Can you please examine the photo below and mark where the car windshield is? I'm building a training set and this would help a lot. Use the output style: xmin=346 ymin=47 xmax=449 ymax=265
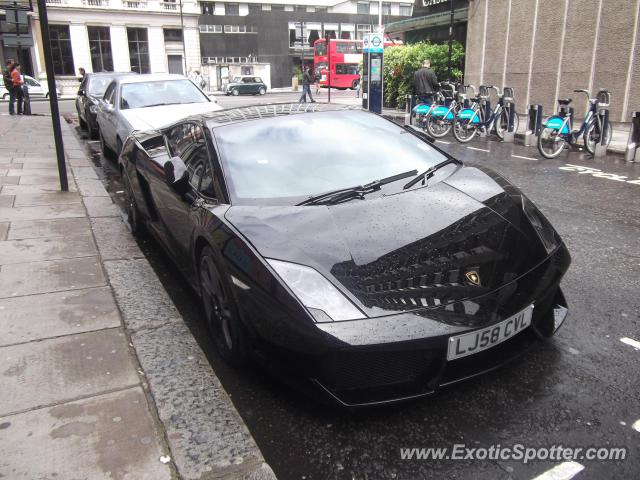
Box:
xmin=120 ymin=79 xmax=208 ymax=109
xmin=88 ymin=77 xmax=113 ymax=96
xmin=214 ymin=110 xmax=448 ymax=204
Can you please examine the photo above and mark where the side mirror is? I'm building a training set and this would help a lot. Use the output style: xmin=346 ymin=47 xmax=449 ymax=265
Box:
xmin=78 ymin=89 xmax=85 ymax=96
xmin=163 ymin=156 xmax=190 ymax=193
xmin=105 ymin=103 xmax=114 ymax=113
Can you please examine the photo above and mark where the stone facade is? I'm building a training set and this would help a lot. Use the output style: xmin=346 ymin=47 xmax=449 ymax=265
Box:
xmin=465 ymin=0 xmax=640 ymax=122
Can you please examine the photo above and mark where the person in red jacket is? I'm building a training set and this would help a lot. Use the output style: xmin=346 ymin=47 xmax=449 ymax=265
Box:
xmin=10 ymin=63 xmax=24 ymax=115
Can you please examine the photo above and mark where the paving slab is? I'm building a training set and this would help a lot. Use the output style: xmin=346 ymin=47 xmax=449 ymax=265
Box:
xmin=17 ymin=157 xmax=58 ymax=163
xmin=7 ymin=217 xmax=90 ymax=240
xmin=83 ymin=196 xmax=121 ymax=217
xmin=75 ymin=177 xmax=110 ymax=197
xmin=91 ymin=217 xmax=143 ymax=260
xmin=72 ymin=166 xmax=99 ymax=179
xmin=0 ymin=204 xmax=85 ymax=222
xmin=0 ymin=286 xmax=121 ymax=346
xmin=0 ymin=256 xmax=106 ymax=298
xmin=13 ymin=192 xmax=82 ymax=206
xmin=1 ymin=183 xmax=78 ymax=194
xmin=0 ymin=235 xmax=97 ymax=265
xmin=0 ymin=328 xmax=139 ymax=415
xmin=8 ymin=168 xmax=66 ymax=177
xmin=18 ymin=175 xmax=63 ymax=185
xmin=0 ymin=176 xmax=20 ymax=185
xmin=131 ymin=321 xmax=275 ymax=480
xmin=68 ymin=157 xmax=92 ymax=168
xmin=0 ymin=195 xmax=13 ymax=207
xmin=0 ymin=222 xmax=7 ymax=240
xmin=0 ymin=387 xmax=172 ymax=480
xmin=104 ymin=259 xmax=180 ymax=331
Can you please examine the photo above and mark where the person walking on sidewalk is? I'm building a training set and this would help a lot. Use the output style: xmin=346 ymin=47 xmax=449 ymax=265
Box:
xmin=10 ymin=63 xmax=24 ymax=115
xmin=298 ymin=67 xmax=316 ymax=103
xmin=3 ymin=59 xmax=16 ymax=114
xmin=412 ymin=59 xmax=439 ymax=105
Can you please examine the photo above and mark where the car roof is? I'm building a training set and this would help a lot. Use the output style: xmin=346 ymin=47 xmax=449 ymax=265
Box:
xmin=201 ymin=103 xmax=360 ymax=128
xmin=116 ymin=74 xmax=190 ymax=84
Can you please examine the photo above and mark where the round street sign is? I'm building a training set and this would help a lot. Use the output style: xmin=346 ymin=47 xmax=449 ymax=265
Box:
xmin=371 ymin=36 xmax=381 ymax=47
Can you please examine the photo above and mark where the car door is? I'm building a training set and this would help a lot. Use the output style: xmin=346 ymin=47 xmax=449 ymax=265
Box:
xmin=99 ymin=82 xmax=118 ymax=149
xmin=242 ymin=77 xmax=253 ymax=94
xmin=156 ymin=122 xmax=215 ymax=263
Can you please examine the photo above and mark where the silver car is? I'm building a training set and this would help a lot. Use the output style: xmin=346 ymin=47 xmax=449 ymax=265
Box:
xmin=96 ymin=74 xmax=221 ymax=157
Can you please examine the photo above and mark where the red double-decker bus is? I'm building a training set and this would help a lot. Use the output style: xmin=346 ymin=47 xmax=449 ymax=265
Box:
xmin=313 ymin=38 xmax=396 ymax=89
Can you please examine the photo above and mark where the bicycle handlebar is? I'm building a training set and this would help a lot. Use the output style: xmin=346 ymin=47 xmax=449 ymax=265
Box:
xmin=573 ymin=89 xmax=591 ymax=96
xmin=487 ymin=85 xmax=501 ymax=96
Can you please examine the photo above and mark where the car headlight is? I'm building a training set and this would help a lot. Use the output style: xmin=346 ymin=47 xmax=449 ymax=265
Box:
xmin=522 ymin=196 xmax=560 ymax=254
xmin=267 ymin=259 xmax=365 ymax=322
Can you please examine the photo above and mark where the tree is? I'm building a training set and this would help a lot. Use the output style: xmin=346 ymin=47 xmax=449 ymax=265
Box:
xmin=383 ymin=41 xmax=464 ymax=108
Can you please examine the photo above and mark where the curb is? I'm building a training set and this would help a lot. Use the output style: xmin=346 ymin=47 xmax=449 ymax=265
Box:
xmin=60 ymin=120 xmax=277 ymax=480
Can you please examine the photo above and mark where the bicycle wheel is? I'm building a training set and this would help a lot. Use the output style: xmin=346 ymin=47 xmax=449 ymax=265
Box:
xmin=583 ymin=119 xmax=612 ymax=154
xmin=495 ymin=109 xmax=520 ymax=140
xmin=453 ymin=115 xmax=478 ymax=143
xmin=426 ymin=115 xmax=452 ymax=138
xmin=537 ymin=127 xmax=567 ymax=159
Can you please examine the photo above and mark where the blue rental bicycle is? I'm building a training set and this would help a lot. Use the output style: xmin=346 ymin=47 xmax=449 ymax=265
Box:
xmin=453 ymin=85 xmax=520 ymax=143
xmin=537 ymin=89 xmax=613 ymax=159
xmin=423 ymin=82 xmax=464 ymax=138
xmin=410 ymin=82 xmax=455 ymax=130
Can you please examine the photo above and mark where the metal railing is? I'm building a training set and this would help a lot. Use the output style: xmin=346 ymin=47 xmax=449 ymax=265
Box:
xmin=123 ymin=0 xmax=147 ymax=7
xmin=161 ymin=1 xmax=177 ymax=10
xmin=83 ymin=0 xmax=109 ymax=6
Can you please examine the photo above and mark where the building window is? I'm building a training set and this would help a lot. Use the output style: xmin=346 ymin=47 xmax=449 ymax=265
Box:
xmin=163 ymin=28 xmax=183 ymax=42
xmin=248 ymin=3 xmax=260 ymax=12
xmin=356 ymin=24 xmax=371 ymax=40
xmin=49 ymin=25 xmax=75 ymax=75
xmin=271 ymin=4 xmax=284 ymax=10
xmin=199 ymin=24 xmax=223 ymax=33
xmin=241 ymin=66 xmax=253 ymax=75
xmin=382 ymin=2 xmax=391 ymax=15
xmin=315 ymin=6 xmax=327 ymax=12
xmin=201 ymin=1 xmax=214 ymax=14
xmin=340 ymin=23 xmax=354 ymax=39
xmin=357 ymin=2 xmax=369 ymax=14
xmin=127 ymin=27 xmax=150 ymax=74
xmin=225 ymin=2 xmax=239 ymax=15
xmin=87 ymin=26 xmax=113 ymax=72
xmin=399 ymin=3 xmax=412 ymax=15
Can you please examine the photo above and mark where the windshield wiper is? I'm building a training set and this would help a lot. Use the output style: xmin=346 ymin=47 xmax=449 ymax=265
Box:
xmin=296 ymin=169 xmax=418 ymax=206
xmin=402 ymin=158 xmax=462 ymax=190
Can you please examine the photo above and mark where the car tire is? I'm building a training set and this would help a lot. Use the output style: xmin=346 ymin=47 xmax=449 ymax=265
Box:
xmin=199 ymin=246 xmax=249 ymax=366
xmin=259 ymin=87 xmax=266 ymax=95
xmin=351 ymin=80 xmax=359 ymax=90
xmin=100 ymin=131 xmax=115 ymax=159
xmin=122 ymin=167 xmax=145 ymax=237
xmin=116 ymin=137 xmax=123 ymax=158
xmin=232 ymin=88 xmax=239 ymax=96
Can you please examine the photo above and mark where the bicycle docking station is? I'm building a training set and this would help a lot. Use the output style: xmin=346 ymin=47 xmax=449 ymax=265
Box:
xmin=594 ymin=108 xmax=610 ymax=157
xmin=524 ymin=105 xmax=543 ymax=147
xmin=625 ymin=111 xmax=640 ymax=162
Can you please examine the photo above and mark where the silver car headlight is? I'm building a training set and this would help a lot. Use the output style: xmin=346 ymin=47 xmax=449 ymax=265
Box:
xmin=522 ymin=196 xmax=560 ymax=254
xmin=267 ymin=259 xmax=365 ymax=322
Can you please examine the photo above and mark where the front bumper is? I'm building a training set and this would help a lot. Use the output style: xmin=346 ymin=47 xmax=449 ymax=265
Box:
xmin=246 ymin=243 xmax=570 ymax=407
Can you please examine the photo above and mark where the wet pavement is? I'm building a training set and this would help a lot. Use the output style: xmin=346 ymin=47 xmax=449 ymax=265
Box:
xmin=64 ymin=102 xmax=640 ymax=480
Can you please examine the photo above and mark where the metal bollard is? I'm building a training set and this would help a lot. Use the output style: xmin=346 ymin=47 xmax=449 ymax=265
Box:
xmin=594 ymin=108 xmax=610 ymax=157
xmin=625 ymin=112 xmax=640 ymax=162
xmin=503 ymin=101 xmax=516 ymax=143
xmin=524 ymin=104 xmax=543 ymax=146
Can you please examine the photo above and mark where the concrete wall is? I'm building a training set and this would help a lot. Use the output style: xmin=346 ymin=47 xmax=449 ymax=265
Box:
xmin=465 ymin=0 xmax=640 ymax=122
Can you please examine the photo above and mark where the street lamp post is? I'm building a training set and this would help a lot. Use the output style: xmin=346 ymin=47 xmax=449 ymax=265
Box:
xmin=447 ymin=0 xmax=455 ymax=81
xmin=36 ymin=0 xmax=68 ymax=191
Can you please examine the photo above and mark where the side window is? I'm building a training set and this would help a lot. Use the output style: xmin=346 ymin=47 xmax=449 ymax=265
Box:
xmin=243 ymin=77 xmax=252 ymax=83
xmin=167 ymin=123 xmax=216 ymax=198
xmin=103 ymin=83 xmax=116 ymax=104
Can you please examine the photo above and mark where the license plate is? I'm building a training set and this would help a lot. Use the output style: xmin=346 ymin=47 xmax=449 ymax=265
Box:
xmin=447 ymin=305 xmax=534 ymax=361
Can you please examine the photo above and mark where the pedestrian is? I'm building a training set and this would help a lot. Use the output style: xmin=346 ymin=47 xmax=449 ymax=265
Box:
xmin=356 ymin=66 xmax=362 ymax=98
xmin=3 ymin=59 xmax=16 ymax=115
xmin=190 ymin=70 xmax=206 ymax=89
xmin=412 ymin=59 xmax=439 ymax=105
xmin=11 ymin=63 xmax=24 ymax=115
xmin=298 ymin=67 xmax=316 ymax=103
xmin=314 ymin=70 xmax=321 ymax=95
xmin=78 ymin=67 xmax=86 ymax=80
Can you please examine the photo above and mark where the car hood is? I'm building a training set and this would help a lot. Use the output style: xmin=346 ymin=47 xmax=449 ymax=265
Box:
xmin=225 ymin=166 xmax=552 ymax=319
xmin=120 ymin=102 xmax=222 ymax=131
